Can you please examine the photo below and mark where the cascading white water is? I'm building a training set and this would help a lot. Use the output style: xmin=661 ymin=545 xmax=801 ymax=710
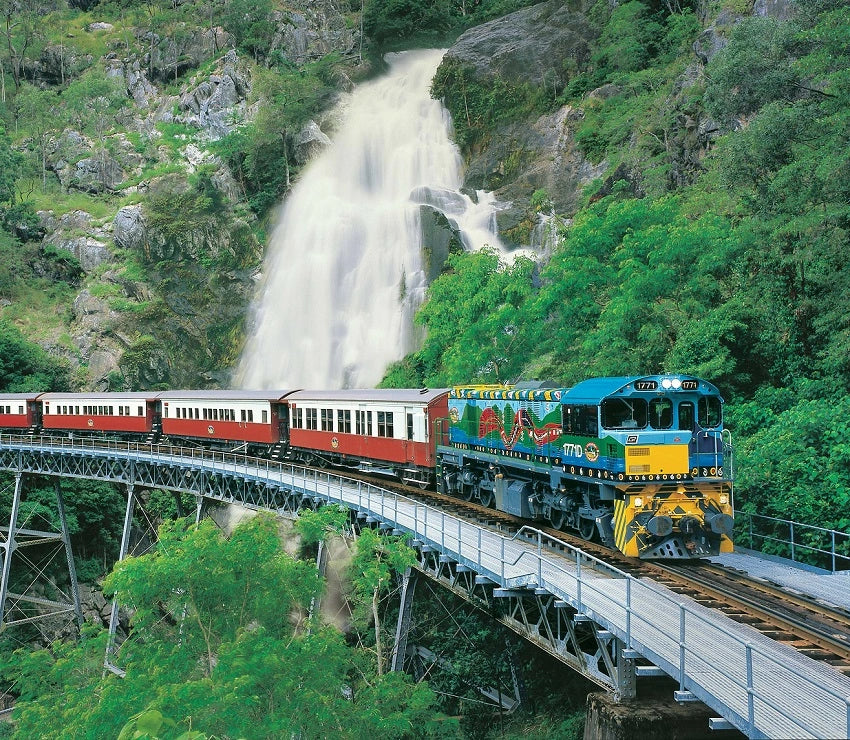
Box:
xmin=236 ymin=49 xmax=506 ymax=390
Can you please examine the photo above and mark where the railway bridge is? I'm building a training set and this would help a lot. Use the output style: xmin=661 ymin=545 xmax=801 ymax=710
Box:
xmin=1 ymin=435 xmax=849 ymax=739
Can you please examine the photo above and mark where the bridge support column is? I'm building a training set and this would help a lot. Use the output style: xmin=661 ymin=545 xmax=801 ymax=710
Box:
xmin=105 ymin=483 xmax=137 ymax=673
xmin=54 ymin=479 xmax=84 ymax=628
xmin=391 ymin=567 xmax=418 ymax=672
xmin=0 ymin=473 xmax=23 ymax=629
xmin=0 ymin=474 xmax=84 ymax=634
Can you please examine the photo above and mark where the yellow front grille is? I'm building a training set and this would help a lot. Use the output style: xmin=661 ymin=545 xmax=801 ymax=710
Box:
xmin=625 ymin=444 xmax=689 ymax=475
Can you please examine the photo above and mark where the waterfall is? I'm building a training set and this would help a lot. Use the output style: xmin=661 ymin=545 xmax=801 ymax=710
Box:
xmin=236 ymin=49 xmax=506 ymax=390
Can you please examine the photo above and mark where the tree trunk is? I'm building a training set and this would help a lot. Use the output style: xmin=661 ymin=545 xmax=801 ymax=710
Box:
xmin=372 ymin=586 xmax=383 ymax=676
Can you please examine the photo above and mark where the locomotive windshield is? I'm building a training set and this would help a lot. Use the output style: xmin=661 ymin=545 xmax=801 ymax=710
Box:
xmin=698 ymin=396 xmax=722 ymax=428
xmin=601 ymin=399 xmax=648 ymax=429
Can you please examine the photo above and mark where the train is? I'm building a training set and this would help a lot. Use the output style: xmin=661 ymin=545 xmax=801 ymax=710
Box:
xmin=0 ymin=374 xmax=734 ymax=560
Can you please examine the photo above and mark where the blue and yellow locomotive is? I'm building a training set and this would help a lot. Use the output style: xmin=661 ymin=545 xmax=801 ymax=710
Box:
xmin=436 ymin=375 xmax=734 ymax=559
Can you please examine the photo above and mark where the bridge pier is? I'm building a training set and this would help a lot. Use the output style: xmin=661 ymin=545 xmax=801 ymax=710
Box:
xmin=0 ymin=473 xmax=84 ymax=635
xmin=583 ymin=689 xmax=744 ymax=740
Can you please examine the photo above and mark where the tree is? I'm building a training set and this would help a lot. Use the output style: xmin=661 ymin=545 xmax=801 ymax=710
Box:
xmin=3 ymin=514 xmax=456 ymax=738
xmin=0 ymin=120 xmax=20 ymax=204
xmin=13 ymin=84 xmax=59 ymax=190
xmin=348 ymin=528 xmax=417 ymax=676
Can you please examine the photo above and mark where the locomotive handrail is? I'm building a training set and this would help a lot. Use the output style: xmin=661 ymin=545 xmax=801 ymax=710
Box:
xmin=1 ymin=435 xmax=849 ymax=738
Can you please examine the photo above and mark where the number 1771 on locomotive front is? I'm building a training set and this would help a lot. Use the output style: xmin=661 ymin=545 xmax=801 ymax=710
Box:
xmin=436 ymin=375 xmax=734 ymax=560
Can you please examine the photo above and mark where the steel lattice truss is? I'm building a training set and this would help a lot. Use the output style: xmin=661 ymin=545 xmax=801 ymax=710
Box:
xmin=411 ymin=545 xmax=634 ymax=696
xmin=0 ymin=436 xmax=637 ymax=697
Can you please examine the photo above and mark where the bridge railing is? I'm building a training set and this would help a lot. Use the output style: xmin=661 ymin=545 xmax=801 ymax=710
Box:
xmin=2 ymin=435 xmax=849 ymax=738
xmin=292 ymin=465 xmax=850 ymax=739
xmin=734 ymin=511 xmax=850 ymax=573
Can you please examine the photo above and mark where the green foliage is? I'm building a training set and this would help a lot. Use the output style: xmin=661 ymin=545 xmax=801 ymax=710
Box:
xmin=704 ymin=16 xmax=802 ymax=119
xmin=591 ymin=1 xmax=663 ymax=76
xmin=414 ymin=249 xmax=536 ymax=386
xmin=728 ymin=389 xmax=850 ymax=532
xmin=61 ymin=66 xmax=128 ymax=136
xmin=363 ymin=0 xmax=452 ymax=48
xmin=0 ymin=319 xmax=69 ymax=391
xmin=3 ymin=515 xmax=455 ymax=739
xmin=431 ymin=58 xmax=547 ymax=150
xmin=219 ymin=0 xmax=275 ymax=61
xmin=0 ymin=122 xmax=21 ymax=204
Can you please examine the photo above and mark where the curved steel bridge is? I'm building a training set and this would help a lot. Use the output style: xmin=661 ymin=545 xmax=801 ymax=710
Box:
xmin=1 ymin=434 xmax=849 ymax=740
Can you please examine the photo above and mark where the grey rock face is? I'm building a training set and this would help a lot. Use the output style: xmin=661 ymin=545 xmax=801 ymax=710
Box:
xmin=464 ymin=104 xmax=606 ymax=240
xmin=443 ymin=0 xmax=597 ymax=88
xmin=43 ymin=210 xmax=113 ymax=273
xmin=113 ymin=205 xmax=148 ymax=252
xmin=144 ymin=25 xmax=233 ymax=83
xmin=106 ymin=58 xmax=158 ymax=108
xmin=272 ymin=0 xmax=356 ymax=65
xmin=71 ymin=155 xmax=125 ymax=193
xmin=178 ymin=50 xmax=252 ymax=139
xmin=292 ymin=120 xmax=332 ymax=166
xmin=753 ymin=0 xmax=796 ymax=20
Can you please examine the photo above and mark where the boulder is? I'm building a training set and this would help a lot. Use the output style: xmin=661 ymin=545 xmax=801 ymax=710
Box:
xmin=43 ymin=210 xmax=113 ymax=273
xmin=113 ymin=205 xmax=147 ymax=252
xmin=443 ymin=0 xmax=597 ymax=89
xmin=70 ymin=155 xmax=125 ymax=193
xmin=291 ymin=119 xmax=332 ymax=166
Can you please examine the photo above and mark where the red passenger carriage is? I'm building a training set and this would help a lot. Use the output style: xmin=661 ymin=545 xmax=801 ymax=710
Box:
xmin=0 ymin=393 xmax=40 ymax=431
xmin=286 ymin=389 xmax=448 ymax=485
xmin=39 ymin=393 xmax=157 ymax=436
xmin=158 ymin=390 xmax=291 ymax=447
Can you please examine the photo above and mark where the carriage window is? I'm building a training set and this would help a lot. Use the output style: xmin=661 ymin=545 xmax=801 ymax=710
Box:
xmin=601 ymin=399 xmax=647 ymax=430
xmin=292 ymin=408 xmax=303 ymax=429
xmin=377 ymin=411 xmax=394 ymax=438
xmin=356 ymin=410 xmax=364 ymax=435
xmin=321 ymin=408 xmax=333 ymax=431
xmin=648 ymin=398 xmax=673 ymax=429
xmin=337 ymin=410 xmax=351 ymax=434
xmin=562 ymin=405 xmax=599 ymax=436
xmin=698 ymin=396 xmax=722 ymax=428
xmin=306 ymin=408 xmax=318 ymax=430
xmin=262 ymin=410 xmax=268 ymax=424
xmin=407 ymin=413 xmax=414 ymax=441
xmin=367 ymin=411 xmax=373 ymax=435
xmin=679 ymin=402 xmax=694 ymax=431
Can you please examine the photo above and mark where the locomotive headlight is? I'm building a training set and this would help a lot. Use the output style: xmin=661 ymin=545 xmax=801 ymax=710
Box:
xmin=633 ymin=497 xmax=644 ymax=508
xmin=720 ymin=494 xmax=729 ymax=505
xmin=661 ymin=378 xmax=672 ymax=389
xmin=672 ymin=378 xmax=682 ymax=389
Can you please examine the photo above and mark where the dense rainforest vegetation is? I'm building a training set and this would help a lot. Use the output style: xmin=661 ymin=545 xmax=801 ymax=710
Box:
xmin=1 ymin=0 xmax=849 ymax=736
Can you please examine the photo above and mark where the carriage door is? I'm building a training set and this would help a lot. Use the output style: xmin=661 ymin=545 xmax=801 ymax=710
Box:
xmin=404 ymin=407 xmax=417 ymax=464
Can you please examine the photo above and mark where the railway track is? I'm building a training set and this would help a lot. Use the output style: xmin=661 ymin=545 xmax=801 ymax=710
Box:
xmin=337 ymin=469 xmax=850 ymax=677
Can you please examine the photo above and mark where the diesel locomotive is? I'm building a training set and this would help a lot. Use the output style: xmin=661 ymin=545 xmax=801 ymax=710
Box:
xmin=0 ymin=374 xmax=734 ymax=560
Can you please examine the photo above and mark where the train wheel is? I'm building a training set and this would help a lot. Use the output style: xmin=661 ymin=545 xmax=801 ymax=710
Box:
xmin=578 ymin=516 xmax=597 ymax=541
xmin=479 ymin=489 xmax=494 ymax=508
xmin=549 ymin=509 xmax=566 ymax=531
